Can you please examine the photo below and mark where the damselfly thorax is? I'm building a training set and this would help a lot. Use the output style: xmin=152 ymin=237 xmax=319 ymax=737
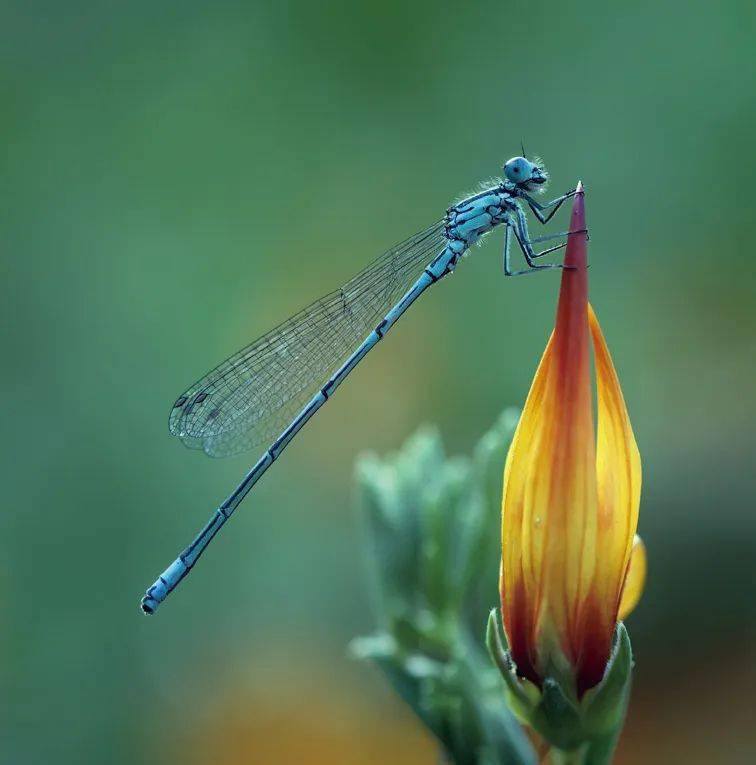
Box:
xmin=445 ymin=184 xmax=515 ymax=258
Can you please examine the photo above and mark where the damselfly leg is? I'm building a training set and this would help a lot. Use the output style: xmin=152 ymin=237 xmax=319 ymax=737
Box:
xmin=521 ymin=188 xmax=579 ymax=224
xmin=503 ymin=225 xmax=569 ymax=277
xmin=528 ymin=229 xmax=589 ymax=258
xmin=503 ymin=202 xmax=586 ymax=277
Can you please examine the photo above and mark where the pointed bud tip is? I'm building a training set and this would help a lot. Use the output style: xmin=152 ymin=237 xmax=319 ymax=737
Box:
xmin=560 ymin=179 xmax=587 ymax=271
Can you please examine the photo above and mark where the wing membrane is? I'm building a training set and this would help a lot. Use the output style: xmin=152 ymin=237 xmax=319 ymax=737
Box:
xmin=169 ymin=221 xmax=447 ymax=457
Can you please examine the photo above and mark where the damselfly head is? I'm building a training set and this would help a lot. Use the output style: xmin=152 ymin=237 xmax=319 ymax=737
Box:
xmin=503 ymin=156 xmax=548 ymax=190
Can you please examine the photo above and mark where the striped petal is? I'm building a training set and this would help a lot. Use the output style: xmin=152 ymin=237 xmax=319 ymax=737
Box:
xmin=500 ymin=188 xmax=643 ymax=695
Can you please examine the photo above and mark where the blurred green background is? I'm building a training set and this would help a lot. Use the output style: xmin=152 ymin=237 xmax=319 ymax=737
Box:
xmin=2 ymin=1 xmax=755 ymax=763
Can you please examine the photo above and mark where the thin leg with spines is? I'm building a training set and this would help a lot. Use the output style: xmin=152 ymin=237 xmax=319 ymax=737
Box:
xmin=503 ymin=222 xmax=569 ymax=277
xmin=511 ymin=206 xmax=566 ymax=274
xmin=521 ymin=189 xmax=578 ymax=224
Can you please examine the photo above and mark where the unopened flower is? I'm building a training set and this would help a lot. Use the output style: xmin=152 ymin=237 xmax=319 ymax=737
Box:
xmin=500 ymin=186 xmax=644 ymax=697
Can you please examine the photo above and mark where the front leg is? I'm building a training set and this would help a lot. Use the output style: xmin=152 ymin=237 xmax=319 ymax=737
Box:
xmin=507 ymin=206 xmax=566 ymax=276
xmin=513 ymin=205 xmax=544 ymax=267
xmin=503 ymin=207 xmax=569 ymax=276
xmin=502 ymin=222 xmax=517 ymax=276
xmin=521 ymin=188 xmax=578 ymax=224
xmin=527 ymin=228 xmax=588 ymax=257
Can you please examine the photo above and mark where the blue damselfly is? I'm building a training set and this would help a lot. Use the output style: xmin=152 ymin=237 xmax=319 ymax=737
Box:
xmin=141 ymin=156 xmax=584 ymax=614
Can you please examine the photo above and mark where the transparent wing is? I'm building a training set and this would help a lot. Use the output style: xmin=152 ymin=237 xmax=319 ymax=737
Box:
xmin=169 ymin=220 xmax=447 ymax=457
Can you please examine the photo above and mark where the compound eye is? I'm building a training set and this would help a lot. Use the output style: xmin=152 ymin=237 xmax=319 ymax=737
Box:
xmin=504 ymin=157 xmax=532 ymax=183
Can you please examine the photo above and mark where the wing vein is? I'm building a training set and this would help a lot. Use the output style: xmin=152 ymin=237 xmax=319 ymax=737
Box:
xmin=169 ymin=221 xmax=447 ymax=457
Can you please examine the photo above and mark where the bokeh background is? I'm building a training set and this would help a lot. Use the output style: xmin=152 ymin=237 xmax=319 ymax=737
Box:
xmin=2 ymin=1 xmax=755 ymax=763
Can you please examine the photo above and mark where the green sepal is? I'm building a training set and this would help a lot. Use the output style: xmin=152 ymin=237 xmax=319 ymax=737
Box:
xmin=581 ymin=623 xmax=633 ymax=738
xmin=577 ymin=623 xmax=633 ymax=764
xmin=485 ymin=609 xmax=540 ymax=722
xmin=532 ymin=678 xmax=585 ymax=751
xmin=486 ymin=612 xmax=634 ymax=764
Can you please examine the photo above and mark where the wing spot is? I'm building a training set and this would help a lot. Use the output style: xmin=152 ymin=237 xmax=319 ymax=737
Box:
xmin=173 ymin=396 xmax=188 ymax=408
xmin=193 ymin=392 xmax=208 ymax=404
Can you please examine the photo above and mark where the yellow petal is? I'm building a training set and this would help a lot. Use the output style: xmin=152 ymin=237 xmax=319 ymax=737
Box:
xmin=589 ymin=304 xmax=642 ymax=622
xmin=618 ymin=535 xmax=646 ymax=620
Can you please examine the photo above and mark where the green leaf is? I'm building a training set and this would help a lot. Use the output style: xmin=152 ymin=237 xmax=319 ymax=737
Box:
xmin=353 ymin=412 xmax=536 ymax=765
xmin=420 ymin=457 xmax=472 ymax=618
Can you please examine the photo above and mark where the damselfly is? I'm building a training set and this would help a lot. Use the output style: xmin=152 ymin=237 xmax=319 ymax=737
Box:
xmin=141 ymin=156 xmax=585 ymax=614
